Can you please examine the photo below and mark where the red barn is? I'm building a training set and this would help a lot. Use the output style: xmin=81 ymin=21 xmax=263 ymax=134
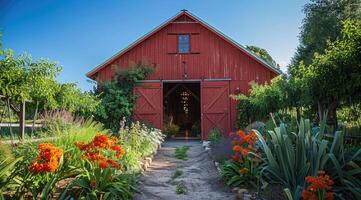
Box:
xmin=87 ymin=10 xmax=280 ymax=140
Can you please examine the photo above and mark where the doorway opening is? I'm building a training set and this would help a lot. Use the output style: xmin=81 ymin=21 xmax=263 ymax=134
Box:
xmin=163 ymin=82 xmax=201 ymax=139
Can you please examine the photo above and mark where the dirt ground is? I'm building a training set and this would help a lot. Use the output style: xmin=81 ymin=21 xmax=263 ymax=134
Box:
xmin=134 ymin=140 xmax=235 ymax=200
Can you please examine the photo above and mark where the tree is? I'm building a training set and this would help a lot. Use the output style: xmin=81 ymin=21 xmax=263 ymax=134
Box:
xmin=290 ymin=0 xmax=361 ymax=75
xmin=0 ymin=50 xmax=60 ymax=113
xmin=246 ymin=45 xmax=280 ymax=68
xmin=300 ymin=19 xmax=361 ymax=127
xmin=53 ymin=83 xmax=100 ymax=117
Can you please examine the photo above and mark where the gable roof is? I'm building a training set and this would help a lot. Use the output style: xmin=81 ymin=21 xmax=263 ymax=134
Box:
xmin=86 ymin=10 xmax=282 ymax=78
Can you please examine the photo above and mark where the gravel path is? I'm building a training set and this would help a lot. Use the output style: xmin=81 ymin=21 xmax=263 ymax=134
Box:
xmin=134 ymin=140 xmax=235 ymax=200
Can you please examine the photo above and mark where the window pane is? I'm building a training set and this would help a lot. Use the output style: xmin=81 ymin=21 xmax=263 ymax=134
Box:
xmin=178 ymin=35 xmax=189 ymax=53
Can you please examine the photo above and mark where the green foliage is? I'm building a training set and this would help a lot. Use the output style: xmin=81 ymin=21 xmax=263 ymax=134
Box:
xmin=119 ymin=121 xmax=164 ymax=172
xmin=220 ymin=160 xmax=243 ymax=187
xmin=60 ymin=162 xmax=137 ymax=200
xmin=290 ymin=0 xmax=361 ymax=68
xmin=174 ymin=146 xmax=190 ymax=160
xmin=175 ymin=183 xmax=187 ymax=195
xmin=0 ymin=50 xmax=60 ymax=104
xmin=53 ymin=83 xmax=100 ymax=118
xmin=246 ymin=45 xmax=280 ymax=68
xmin=255 ymin=118 xmax=361 ymax=199
xmin=169 ymin=168 xmax=183 ymax=185
xmin=232 ymin=76 xmax=301 ymax=128
xmin=4 ymin=119 xmax=105 ymax=199
xmin=0 ymin=157 xmax=22 ymax=190
xmin=207 ymin=128 xmax=223 ymax=144
xmin=0 ymin=143 xmax=14 ymax=162
xmin=94 ymin=62 xmax=154 ymax=133
xmin=163 ymin=123 xmax=180 ymax=137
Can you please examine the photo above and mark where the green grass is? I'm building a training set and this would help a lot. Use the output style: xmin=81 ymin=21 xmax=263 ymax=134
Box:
xmin=169 ymin=168 xmax=183 ymax=185
xmin=175 ymin=183 xmax=187 ymax=195
xmin=174 ymin=146 xmax=190 ymax=160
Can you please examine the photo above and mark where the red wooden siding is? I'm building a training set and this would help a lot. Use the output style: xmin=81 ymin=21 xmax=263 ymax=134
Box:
xmin=133 ymin=82 xmax=163 ymax=128
xmin=201 ymin=81 xmax=230 ymax=139
xmin=88 ymin=11 xmax=280 ymax=137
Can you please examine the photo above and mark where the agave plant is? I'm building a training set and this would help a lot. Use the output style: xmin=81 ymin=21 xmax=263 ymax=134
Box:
xmin=255 ymin=118 xmax=361 ymax=199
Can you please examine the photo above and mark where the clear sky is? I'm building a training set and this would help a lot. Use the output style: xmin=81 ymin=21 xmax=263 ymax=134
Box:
xmin=0 ymin=0 xmax=308 ymax=91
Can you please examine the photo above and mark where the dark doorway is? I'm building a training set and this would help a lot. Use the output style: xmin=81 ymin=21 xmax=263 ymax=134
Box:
xmin=163 ymin=82 xmax=201 ymax=138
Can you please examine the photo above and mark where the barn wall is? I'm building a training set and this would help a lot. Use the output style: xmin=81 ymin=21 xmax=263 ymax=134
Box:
xmin=95 ymin=20 xmax=277 ymax=130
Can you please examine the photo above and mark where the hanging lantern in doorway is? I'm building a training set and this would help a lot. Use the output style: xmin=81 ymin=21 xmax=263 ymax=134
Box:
xmin=180 ymin=90 xmax=190 ymax=115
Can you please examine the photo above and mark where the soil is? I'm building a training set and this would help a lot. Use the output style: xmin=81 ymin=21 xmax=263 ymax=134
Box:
xmin=134 ymin=140 xmax=235 ymax=200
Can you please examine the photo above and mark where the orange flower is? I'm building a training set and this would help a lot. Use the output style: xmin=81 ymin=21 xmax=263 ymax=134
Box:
xmin=233 ymin=145 xmax=242 ymax=152
xmin=29 ymin=143 xmax=63 ymax=174
xmin=99 ymin=160 xmax=109 ymax=169
xmin=302 ymin=171 xmax=334 ymax=200
xmin=76 ymin=134 xmax=124 ymax=170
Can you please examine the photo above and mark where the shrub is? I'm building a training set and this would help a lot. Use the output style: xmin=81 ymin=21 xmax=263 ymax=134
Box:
xmin=220 ymin=130 xmax=262 ymax=188
xmin=163 ymin=123 xmax=180 ymax=138
xmin=94 ymin=62 xmax=154 ymax=133
xmin=256 ymin=118 xmax=361 ymax=199
xmin=174 ymin=146 xmax=190 ymax=160
xmin=60 ymin=134 xmax=136 ymax=200
xmin=0 ymin=142 xmax=14 ymax=162
xmin=207 ymin=128 xmax=223 ymax=144
xmin=119 ymin=121 xmax=164 ymax=172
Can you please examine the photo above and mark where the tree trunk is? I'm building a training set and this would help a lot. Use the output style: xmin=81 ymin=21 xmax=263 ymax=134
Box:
xmin=19 ymin=101 xmax=26 ymax=139
xmin=317 ymin=100 xmax=324 ymax=123
xmin=0 ymin=106 xmax=5 ymax=131
xmin=327 ymin=102 xmax=338 ymax=132
xmin=31 ymin=101 xmax=39 ymax=137
xmin=296 ymin=107 xmax=301 ymax=121
xmin=6 ymin=98 xmax=15 ymax=144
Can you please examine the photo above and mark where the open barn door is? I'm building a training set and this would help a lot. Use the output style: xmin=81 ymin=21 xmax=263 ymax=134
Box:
xmin=201 ymin=80 xmax=230 ymax=140
xmin=134 ymin=82 xmax=163 ymax=129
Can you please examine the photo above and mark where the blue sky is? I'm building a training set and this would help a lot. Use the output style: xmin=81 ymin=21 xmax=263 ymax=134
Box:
xmin=0 ymin=0 xmax=308 ymax=91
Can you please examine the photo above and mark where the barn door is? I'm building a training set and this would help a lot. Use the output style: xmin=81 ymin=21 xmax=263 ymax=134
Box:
xmin=201 ymin=81 xmax=230 ymax=140
xmin=133 ymin=82 xmax=163 ymax=129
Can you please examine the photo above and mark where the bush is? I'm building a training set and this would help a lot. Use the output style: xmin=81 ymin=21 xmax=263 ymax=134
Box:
xmin=255 ymin=118 xmax=361 ymax=199
xmin=119 ymin=121 xmax=164 ymax=172
xmin=220 ymin=130 xmax=262 ymax=188
xmin=94 ymin=62 xmax=154 ymax=133
xmin=207 ymin=128 xmax=223 ymax=144
xmin=163 ymin=123 xmax=180 ymax=138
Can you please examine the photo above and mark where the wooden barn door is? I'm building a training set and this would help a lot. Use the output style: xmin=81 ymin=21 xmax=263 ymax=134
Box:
xmin=201 ymin=81 xmax=230 ymax=140
xmin=133 ymin=82 xmax=163 ymax=129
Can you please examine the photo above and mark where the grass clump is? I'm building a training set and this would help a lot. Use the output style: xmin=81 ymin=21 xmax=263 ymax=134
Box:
xmin=175 ymin=183 xmax=187 ymax=195
xmin=169 ymin=168 xmax=183 ymax=185
xmin=174 ymin=146 xmax=190 ymax=160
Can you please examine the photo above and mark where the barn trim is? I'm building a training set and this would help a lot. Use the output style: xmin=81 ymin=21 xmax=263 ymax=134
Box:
xmin=86 ymin=10 xmax=282 ymax=78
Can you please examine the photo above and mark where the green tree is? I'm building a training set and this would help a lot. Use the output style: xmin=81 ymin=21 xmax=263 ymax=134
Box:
xmin=246 ymin=45 xmax=280 ymax=68
xmin=0 ymin=49 xmax=60 ymax=119
xmin=290 ymin=0 xmax=361 ymax=74
xmin=300 ymin=19 xmax=361 ymax=127
xmin=53 ymin=83 xmax=100 ymax=117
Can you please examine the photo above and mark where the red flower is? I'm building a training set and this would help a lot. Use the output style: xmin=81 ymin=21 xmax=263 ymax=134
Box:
xmin=90 ymin=180 xmax=97 ymax=189
xmin=302 ymin=171 xmax=334 ymax=200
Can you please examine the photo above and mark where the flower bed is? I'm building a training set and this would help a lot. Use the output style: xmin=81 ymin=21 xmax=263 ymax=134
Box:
xmin=217 ymin=118 xmax=361 ymax=200
xmin=0 ymin=119 xmax=164 ymax=199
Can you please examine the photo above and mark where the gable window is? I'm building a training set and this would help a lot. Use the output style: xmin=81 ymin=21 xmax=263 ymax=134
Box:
xmin=178 ymin=34 xmax=190 ymax=53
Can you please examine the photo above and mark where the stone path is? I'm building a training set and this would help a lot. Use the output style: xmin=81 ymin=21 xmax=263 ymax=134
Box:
xmin=134 ymin=140 xmax=235 ymax=200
